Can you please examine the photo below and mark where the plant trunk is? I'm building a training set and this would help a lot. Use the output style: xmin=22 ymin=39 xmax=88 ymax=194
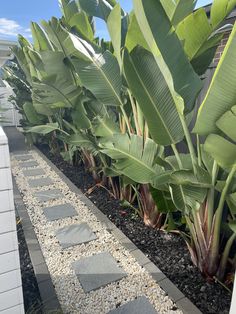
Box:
xmin=139 ymin=184 xmax=163 ymax=228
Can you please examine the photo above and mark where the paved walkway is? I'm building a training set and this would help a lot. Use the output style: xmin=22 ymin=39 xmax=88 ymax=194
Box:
xmin=5 ymin=127 xmax=198 ymax=314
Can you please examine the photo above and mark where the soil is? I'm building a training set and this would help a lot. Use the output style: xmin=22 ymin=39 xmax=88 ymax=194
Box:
xmin=17 ymin=219 xmax=42 ymax=313
xmin=39 ymin=145 xmax=232 ymax=314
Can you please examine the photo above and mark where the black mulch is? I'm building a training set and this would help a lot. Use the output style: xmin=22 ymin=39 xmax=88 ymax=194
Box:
xmin=39 ymin=145 xmax=232 ymax=314
xmin=17 ymin=219 xmax=42 ymax=313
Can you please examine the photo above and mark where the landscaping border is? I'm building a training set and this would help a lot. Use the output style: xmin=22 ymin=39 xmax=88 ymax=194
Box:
xmin=13 ymin=173 xmax=62 ymax=314
xmin=32 ymin=145 xmax=202 ymax=314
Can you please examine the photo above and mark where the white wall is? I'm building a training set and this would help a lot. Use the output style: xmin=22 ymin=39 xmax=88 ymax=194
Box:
xmin=0 ymin=127 xmax=24 ymax=313
xmin=0 ymin=81 xmax=21 ymax=127
xmin=230 ymin=275 xmax=236 ymax=314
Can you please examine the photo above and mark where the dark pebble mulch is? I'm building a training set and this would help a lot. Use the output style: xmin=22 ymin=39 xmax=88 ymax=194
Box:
xmin=39 ymin=145 xmax=232 ymax=314
xmin=17 ymin=219 xmax=42 ymax=313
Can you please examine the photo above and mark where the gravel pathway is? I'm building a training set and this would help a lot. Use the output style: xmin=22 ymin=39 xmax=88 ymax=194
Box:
xmin=11 ymin=150 xmax=182 ymax=314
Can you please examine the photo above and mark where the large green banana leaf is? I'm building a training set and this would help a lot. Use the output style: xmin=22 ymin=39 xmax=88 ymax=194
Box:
xmin=69 ymin=34 xmax=123 ymax=106
xmin=12 ymin=42 xmax=32 ymax=85
xmin=125 ymin=13 xmax=149 ymax=52
xmin=228 ymin=192 xmax=236 ymax=214
xmin=59 ymin=0 xmax=80 ymax=22
xmin=31 ymin=22 xmax=54 ymax=51
xmin=84 ymin=100 xmax=120 ymax=136
xmin=70 ymin=99 xmax=92 ymax=130
xmin=211 ymin=0 xmax=236 ymax=28
xmin=133 ymin=0 xmax=202 ymax=112
xmin=78 ymin=0 xmax=115 ymax=21
xmin=204 ymin=106 xmax=236 ymax=168
xmin=67 ymin=133 xmax=99 ymax=153
xmin=92 ymin=115 xmax=120 ymax=137
xmin=100 ymin=134 xmax=208 ymax=210
xmin=204 ymin=135 xmax=236 ymax=168
xmin=18 ymin=39 xmax=83 ymax=116
xmin=41 ymin=18 xmax=70 ymax=52
xmin=30 ymin=50 xmax=81 ymax=110
xmin=59 ymin=0 xmax=94 ymax=41
xmin=23 ymin=102 xmax=44 ymax=125
xmin=123 ymin=46 xmax=184 ymax=146
xmin=170 ymin=184 xmax=207 ymax=212
xmin=100 ymin=134 xmax=163 ymax=184
xmin=160 ymin=0 xmax=197 ymax=27
xmin=194 ymin=23 xmax=236 ymax=135
xmin=216 ymin=105 xmax=236 ymax=142
xmin=107 ymin=4 xmax=122 ymax=67
xmin=26 ymin=123 xmax=59 ymax=135
xmin=176 ymin=8 xmax=223 ymax=74
xmin=41 ymin=18 xmax=98 ymax=64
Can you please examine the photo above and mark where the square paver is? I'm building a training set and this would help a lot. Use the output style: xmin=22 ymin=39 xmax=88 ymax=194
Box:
xmin=28 ymin=177 xmax=53 ymax=188
xmin=108 ymin=296 xmax=157 ymax=314
xmin=72 ymin=252 xmax=127 ymax=293
xmin=15 ymin=154 xmax=33 ymax=161
xmin=43 ymin=203 xmax=77 ymax=221
xmin=34 ymin=189 xmax=63 ymax=202
xmin=56 ymin=223 xmax=97 ymax=249
xmin=23 ymin=169 xmax=45 ymax=177
xmin=19 ymin=161 xmax=39 ymax=168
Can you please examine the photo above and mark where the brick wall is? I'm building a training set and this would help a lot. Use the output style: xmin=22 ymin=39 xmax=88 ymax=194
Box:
xmin=213 ymin=32 xmax=231 ymax=65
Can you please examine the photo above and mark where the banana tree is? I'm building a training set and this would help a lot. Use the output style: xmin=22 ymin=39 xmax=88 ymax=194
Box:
xmin=120 ymin=0 xmax=236 ymax=281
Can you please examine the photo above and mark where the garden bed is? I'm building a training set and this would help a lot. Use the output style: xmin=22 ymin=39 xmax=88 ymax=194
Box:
xmin=39 ymin=145 xmax=232 ymax=314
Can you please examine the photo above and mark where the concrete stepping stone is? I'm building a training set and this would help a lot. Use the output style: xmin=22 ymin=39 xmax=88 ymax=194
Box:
xmin=72 ymin=252 xmax=127 ymax=293
xmin=56 ymin=223 xmax=97 ymax=249
xmin=43 ymin=203 xmax=77 ymax=221
xmin=19 ymin=161 xmax=39 ymax=168
xmin=23 ymin=168 xmax=45 ymax=177
xmin=34 ymin=189 xmax=63 ymax=202
xmin=15 ymin=154 xmax=33 ymax=161
xmin=108 ymin=296 xmax=157 ymax=314
xmin=28 ymin=177 xmax=53 ymax=188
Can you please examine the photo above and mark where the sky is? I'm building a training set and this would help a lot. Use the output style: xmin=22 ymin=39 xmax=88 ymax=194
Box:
xmin=0 ymin=0 xmax=212 ymax=41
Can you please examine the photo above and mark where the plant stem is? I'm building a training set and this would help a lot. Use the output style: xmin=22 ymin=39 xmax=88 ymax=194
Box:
xmin=217 ymin=232 xmax=236 ymax=280
xmin=209 ymin=165 xmax=236 ymax=272
xmin=171 ymin=144 xmax=183 ymax=168
xmin=179 ymin=114 xmax=198 ymax=175
xmin=192 ymin=208 xmax=207 ymax=258
xmin=206 ymin=161 xmax=218 ymax=240
xmin=197 ymin=135 xmax=202 ymax=167
xmin=120 ymin=106 xmax=132 ymax=136
xmin=128 ymin=90 xmax=141 ymax=136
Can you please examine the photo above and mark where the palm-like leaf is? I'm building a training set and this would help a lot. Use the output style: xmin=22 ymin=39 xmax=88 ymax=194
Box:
xmin=160 ymin=0 xmax=197 ymax=26
xmin=194 ymin=23 xmax=236 ymax=135
xmin=204 ymin=106 xmax=236 ymax=168
xmin=100 ymin=134 xmax=163 ymax=184
xmin=123 ymin=46 xmax=184 ymax=145
xmin=26 ymin=123 xmax=59 ymax=135
xmin=69 ymin=34 xmax=123 ymax=106
xmin=211 ymin=0 xmax=236 ymax=28
xmin=78 ymin=0 xmax=115 ymax=21
xmin=176 ymin=8 xmax=223 ymax=74
xmin=31 ymin=51 xmax=81 ymax=110
xmin=133 ymin=0 xmax=202 ymax=112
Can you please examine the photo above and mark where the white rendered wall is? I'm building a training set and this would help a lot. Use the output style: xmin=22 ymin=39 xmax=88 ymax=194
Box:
xmin=0 ymin=126 xmax=24 ymax=313
xmin=230 ymin=275 xmax=236 ymax=314
xmin=0 ymin=81 xmax=21 ymax=127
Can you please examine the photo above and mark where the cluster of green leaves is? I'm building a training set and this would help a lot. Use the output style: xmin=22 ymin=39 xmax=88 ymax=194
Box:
xmin=7 ymin=0 xmax=236 ymax=283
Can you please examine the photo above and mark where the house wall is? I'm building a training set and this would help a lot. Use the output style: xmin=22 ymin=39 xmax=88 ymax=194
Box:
xmin=0 ymin=126 xmax=24 ymax=313
xmin=0 ymin=80 xmax=21 ymax=127
xmin=213 ymin=31 xmax=231 ymax=65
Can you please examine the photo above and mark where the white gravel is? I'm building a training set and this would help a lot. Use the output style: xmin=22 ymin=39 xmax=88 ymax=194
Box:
xmin=11 ymin=150 xmax=182 ymax=314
